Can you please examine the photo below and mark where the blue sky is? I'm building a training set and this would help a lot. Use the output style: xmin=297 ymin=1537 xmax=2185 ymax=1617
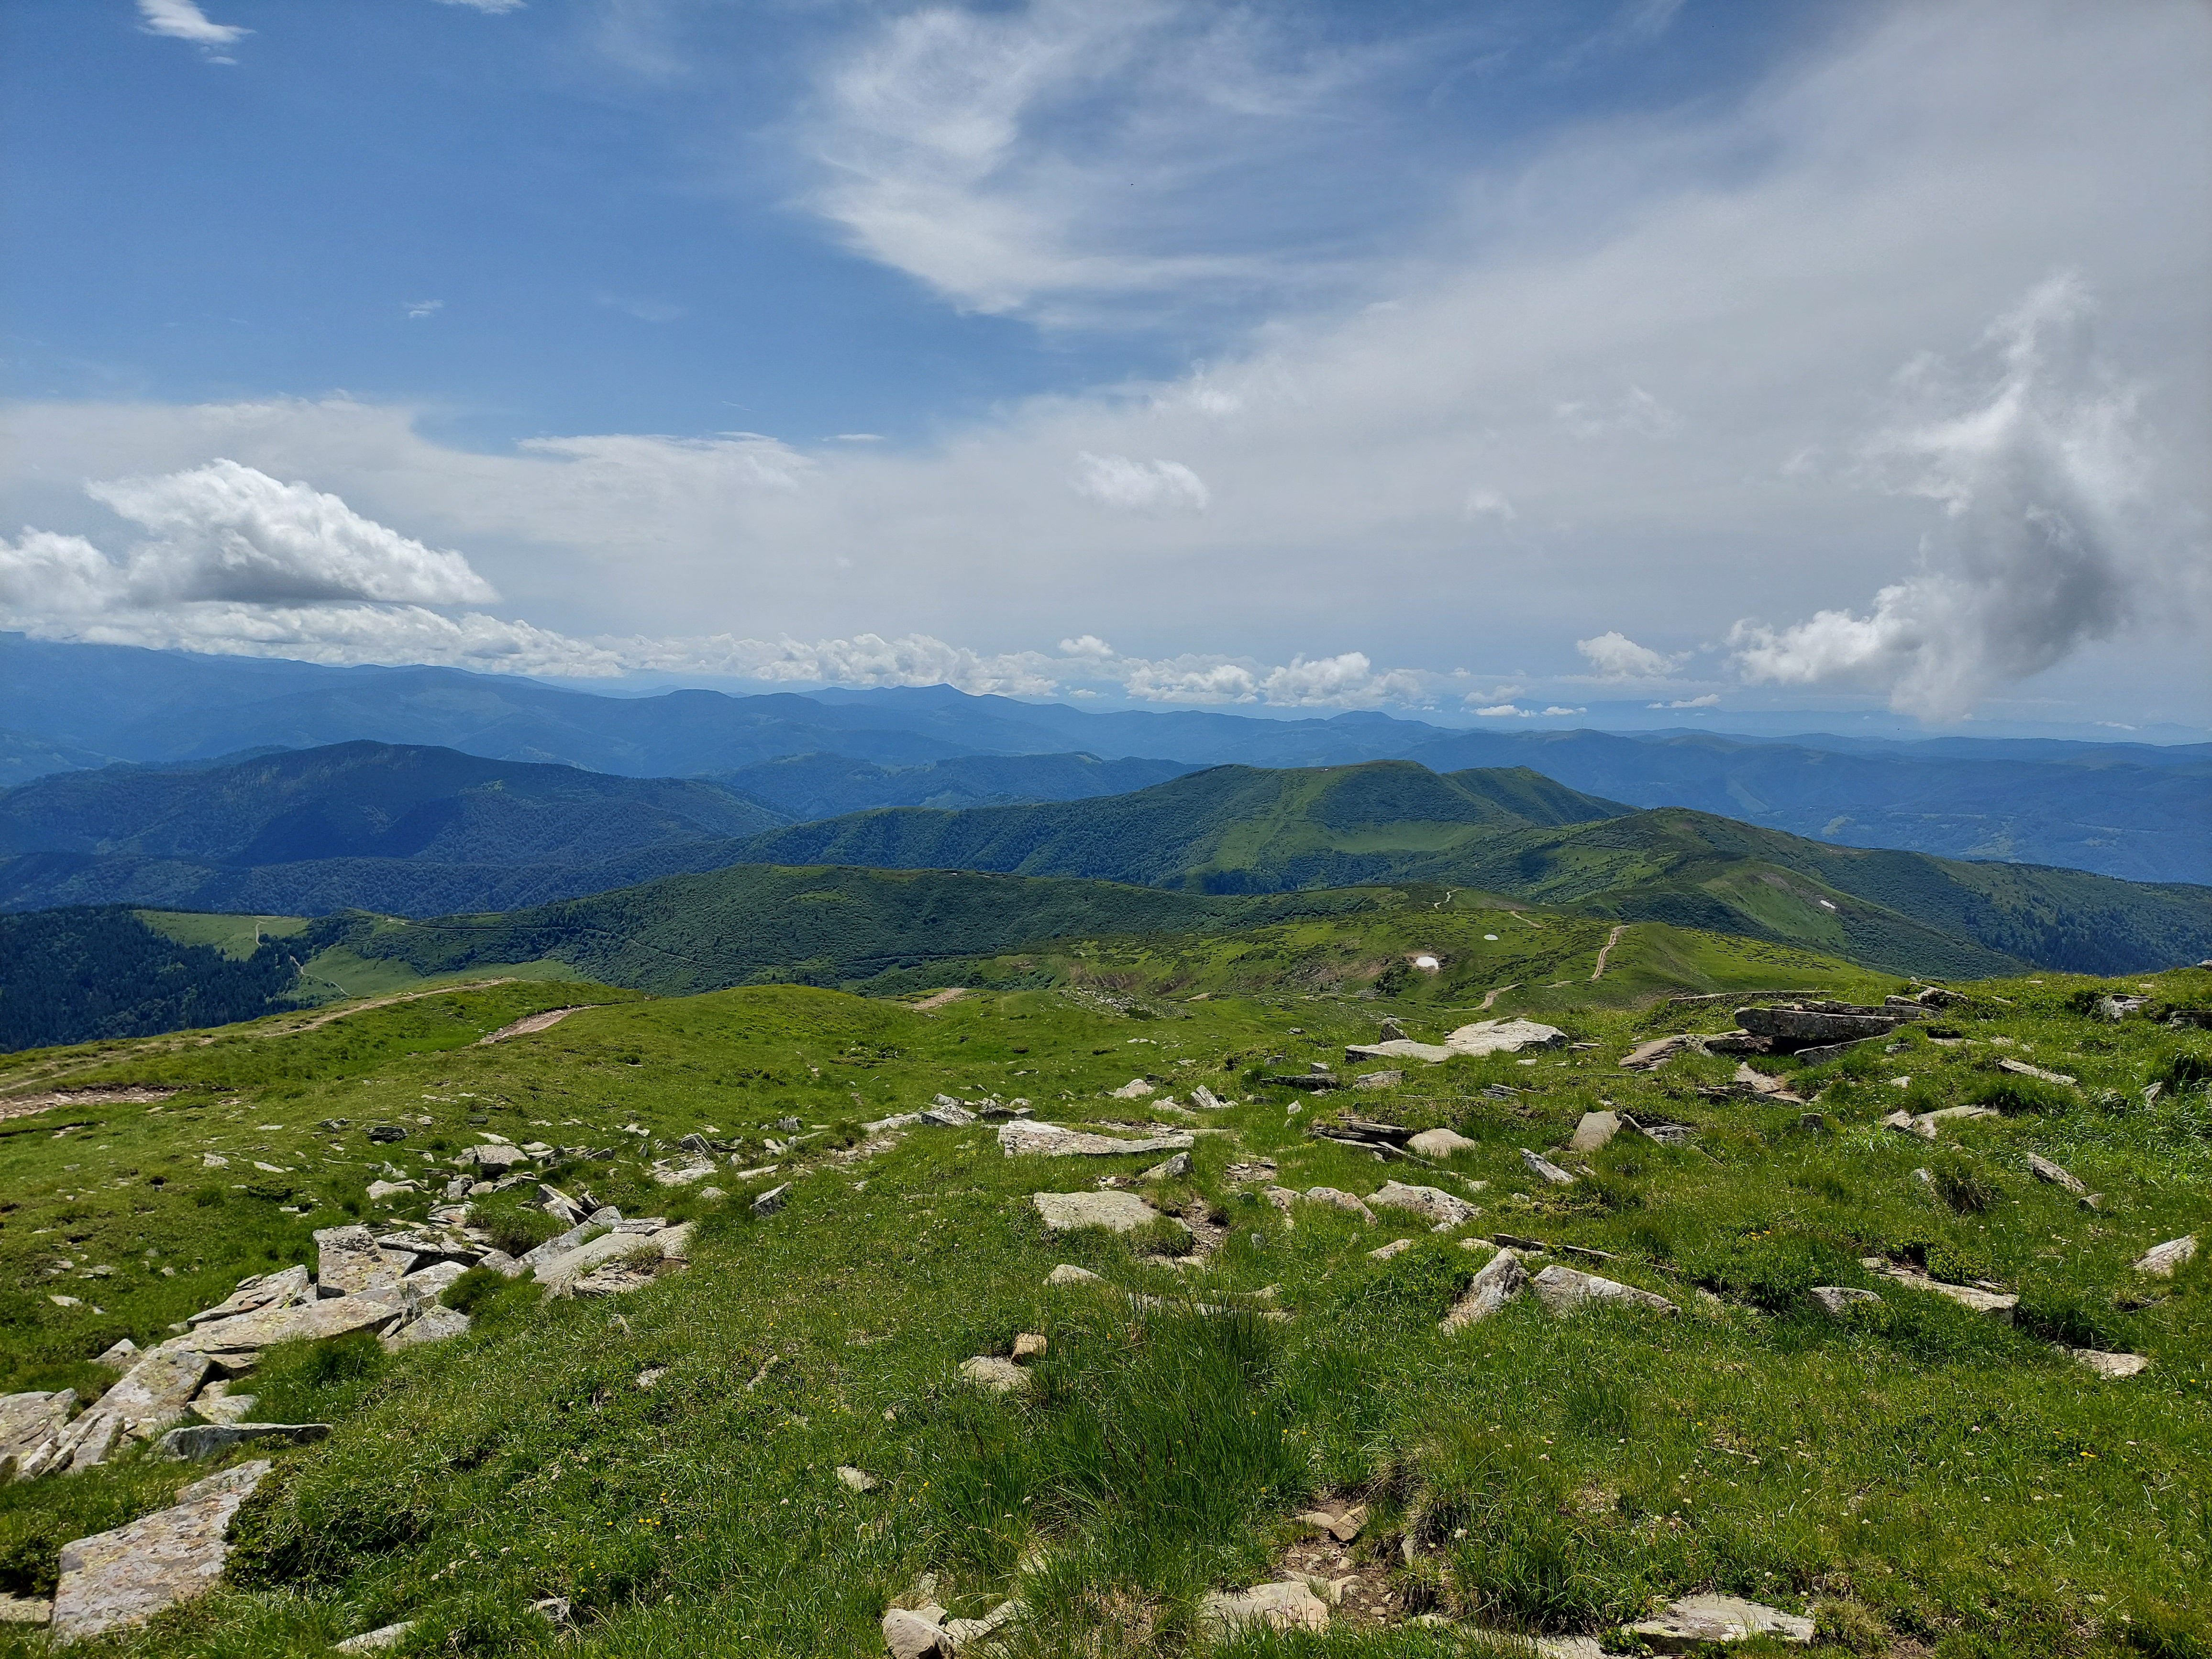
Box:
xmin=1 ymin=0 xmax=2207 ymax=736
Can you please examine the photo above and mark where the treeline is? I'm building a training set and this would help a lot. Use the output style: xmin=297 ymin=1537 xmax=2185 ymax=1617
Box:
xmin=0 ymin=907 xmax=306 ymax=1052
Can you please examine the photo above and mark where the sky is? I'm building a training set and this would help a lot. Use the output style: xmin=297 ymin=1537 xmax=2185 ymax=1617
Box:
xmin=0 ymin=0 xmax=2207 ymax=737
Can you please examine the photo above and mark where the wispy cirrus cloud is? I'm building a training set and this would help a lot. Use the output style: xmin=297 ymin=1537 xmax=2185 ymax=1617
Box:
xmin=136 ymin=0 xmax=246 ymax=53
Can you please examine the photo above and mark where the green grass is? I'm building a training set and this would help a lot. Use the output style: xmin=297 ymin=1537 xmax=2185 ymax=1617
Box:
xmin=0 ymin=948 xmax=2205 ymax=1657
xmin=137 ymin=912 xmax=310 ymax=961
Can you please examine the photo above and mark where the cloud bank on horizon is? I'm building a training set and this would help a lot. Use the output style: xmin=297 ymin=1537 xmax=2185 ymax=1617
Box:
xmin=2 ymin=0 xmax=2205 ymax=727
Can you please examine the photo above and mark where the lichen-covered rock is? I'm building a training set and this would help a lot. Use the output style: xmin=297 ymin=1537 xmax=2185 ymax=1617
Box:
xmin=2135 ymin=1235 xmax=2197 ymax=1277
xmin=1198 ymin=1580 xmax=1329 ymax=1636
xmin=1031 ymin=1192 xmax=1160 ymax=1233
xmin=1370 ymin=1181 xmax=1477 ymax=1228
xmin=1443 ymin=1019 xmax=1568 ymax=1056
xmin=1626 ymin=1593 xmax=1813 ymax=1649
xmin=999 ymin=1121 xmax=1192 ymax=1158
xmin=1443 ymin=1248 xmax=1528 ymax=1328
xmin=1531 ymin=1265 xmax=1677 ymax=1317
xmin=50 ymin=1460 xmax=271 ymax=1641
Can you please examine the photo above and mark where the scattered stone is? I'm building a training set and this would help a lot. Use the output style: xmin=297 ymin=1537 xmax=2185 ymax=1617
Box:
xmin=1110 ymin=1078 xmax=1155 ymax=1099
xmin=1369 ymin=1238 xmax=1414 ymax=1261
xmin=100 ymin=1349 xmax=215 ymax=1440
xmin=1530 ymin=1265 xmax=1677 ymax=1317
xmin=1808 ymin=1286 xmax=1882 ymax=1318
xmin=366 ymin=1125 xmax=408 ymax=1144
xmin=152 ymin=1421 xmax=329 ymax=1460
xmin=920 ymin=1104 xmax=976 ymax=1128
xmin=2073 ymin=1349 xmax=2151 ymax=1379
xmin=1861 ymin=1258 xmax=2015 ymax=1319
xmin=959 ymin=1356 xmax=1031 ymax=1394
xmin=186 ymin=1264 xmax=313 ymax=1326
xmin=999 ymin=1120 xmax=1194 ymax=1159
xmin=942 ymin=1599 xmax=1021 ymax=1650
xmin=1883 ymin=1104 xmax=1999 ymax=1139
xmin=1344 ymin=1039 xmax=1455 ymax=1064
xmin=1199 ymin=1580 xmax=1329 ymax=1636
xmin=314 ymin=1226 xmax=405 ymax=1298
xmin=169 ymin=1286 xmax=405 ymax=1358
xmin=2026 ymin=1152 xmax=2087 ymax=1194
xmin=1303 ymin=1187 xmax=1378 ymax=1224
xmin=1012 ymin=1333 xmax=1048 ymax=1364
xmin=1735 ymin=1004 xmax=1912 ymax=1049
xmin=0 ymin=1389 xmax=77 ymax=1472
xmin=364 ymin=1180 xmax=417 ymax=1204
xmin=1352 ymin=1070 xmax=1403 ymax=1090
xmin=1520 ymin=1149 xmax=1575 ymax=1186
xmin=1141 ymin=1151 xmax=1192 ymax=1182
xmin=1370 ymin=1180 xmax=1477 ymax=1228
xmin=651 ymin=1157 xmax=718 ymax=1186
xmin=49 ymin=1460 xmax=272 ymax=1641
xmin=883 ymin=1607 xmax=950 ymax=1659
xmin=1999 ymin=1057 xmax=2078 ymax=1086
xmin=1733 ymin=1063 xmax=1803 ymax=1101
xmin=1189 ymin=1085 xmax=1228 ymax=1110
xmin=1046 ymin=1264 xmax=1105 ymax=1286
xmin=1296 ymin=1501 xmax=1367 ymax=1543
xmin=382 ymin=1305 xmax=472 ymax=1352
xmin=1444 ymin=1018 xmax=1569 ymax=1056
xmin=0 ymin=1594 xmax=53 ymax=1624
xmin=1406 ymin=1127 xmax=1477 ymax=1159
xmin=1626 ymin=1593 xmax=1814 ymax=1649
xmin=836 ymin=1465 xmax=879 ymax=1492
xmin=535 ymin=1229 xmax=666 ymax=1295
xmin=1569 ymin=1111 xmax=1619 ymax=1152
xmin=1792 ymin=1037 xmax=1890 ymax=1067
xmin=191 ymin=1388 xmax=259 ymax=1426
xmin=1442 ymin=1248 xmax=1527 ymax=1328
xmin=2135 ymin=1235 xmax=2197 ymax=1276
xmin=1032 ymin=1191 xmax=1161 ymax=1233
xmin=1622 ymin=1034 xmax=1704 ymax=1069
xmin=334 ymin=1621 xmax=417 ymax=1653
xmin=752 ymin=1183 xmax=791 ymax=1218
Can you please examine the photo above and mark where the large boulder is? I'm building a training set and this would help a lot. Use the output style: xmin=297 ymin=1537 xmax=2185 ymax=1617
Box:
xmin=313 ymin=1226 xmax=405 ymax=1298
xmin=999 ymin=1121 xmax=1193 ymax=1159
xmin=1370 ymin=1181 xmax=1478 ymax=1229
xmin=1530 ymin=1265 xmax=1677 ymax=1317
xmin=1734 ymin=1005 xmax=1907 ymax=1050
xmin=1443 ymin=1019 xmax=1568 ymax=1057
xmin=1031 ymin=1191 xmax=1161 ymax=1233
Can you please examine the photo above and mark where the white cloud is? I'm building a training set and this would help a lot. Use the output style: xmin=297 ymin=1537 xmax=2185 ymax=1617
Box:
xmin=1463 ymin=488 xmax=1516 ymax=522
xmin=1648 ymin=693 xmax=1720 ymax=708
xmin=1072 ymin=452 xmax=1209 ymax=511
xmin=136 ymin=0 xmax=247 ymax=46
xmin=1731 ymin=274 xmax=2194 ymax=720
xmin=1576 ymin=630 xmax=1687 ymax=679
xmin=405 ymin=299 xmax=443 ymax=320
xmin=1541 ymin=705 xmax=1587 ymax=716
xmin=83 ymin=460 xmax=495 ymax=605
xmin=434 ymin=0 xmax=526 ymax=12
xmin=1472 ymin=703 xmax=1529 ymax=719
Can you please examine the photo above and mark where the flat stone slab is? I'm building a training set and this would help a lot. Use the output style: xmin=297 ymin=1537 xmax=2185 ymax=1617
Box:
xmin=383 ymin=1305 xmax=473 ymax=1352
xmin=335 ymin=1621 xmax=418 ymax=1652
xmin=1569 ymin=1111 xmax=1620 ymax=1152
xmin=1531 ymin=1265 xmax=1677 ymax=1317
xmin=1521 ymin=1149 xmax=1576 ymax=1186
xmin=1304 ymin=1186 xmax=1377 ymax=1223
xmin=959 ymin=1356 xmax=1031 ymax=1394
xmin=2135 ymin=1234 xmax=2197 ymax=1276
xmin=1370 ymin=1180 xmax=1478 ymax=1228
xmin=1736 ymin=1005 xmax=1905 ymax=1047
xmin=1862 ymin=1258 xmax=2015 ymax=1318
xmin=100 ymin=1349 xmax=214 ymax=1441
xmin=1998 ymin=1057 xmax=2077 ymax=1086
xmin=534 ymin=1229 xmax=664 ymax=1291
xmin=0 ymin=1593 xmax=52 ymax=1624
xmin=51 ymin=1460 xmax=271 ymax=1641
xmin=1199 ymin=1580 xmax=1329 ymax=1636
xmin=1443 ymin=1018 xmax=1568 ymax=1056
xmin=0 ymin=1390 xmax=76 ymax=1468
xmin=1443 ymin=1248 xmax=1527 ymax=1328
xmin=1627 ymin=1593 xmax=1813 ymax=1649
xmin=1406 ymin=1128 xmax=1478 ymax=1159
xmin=1046 ymin=1264 xmax=1105 ymax=1285
xmin=2026 ymin=1153 xmax=2087 ymax=1194
xmin=152 ymin=1421 xmax=329 ymax=1460
xmin=999 ymin=1121 xmax=1193 ymax=1158
xmin=314 ymin=1225 xmax=404 ymax=1297
xmin=186 ymin=1264 xmax=312 ymax=1326
xmin=2073 ymin=1349 xmax=2151 ymax=1379
xmin=1031 ymin=1191 xmax=1161 ymax=1233
xmin=1345 ymin=1039 xmax=1455 ymax=1064
xmin=164 ymin=1288 xmax=405 ymax=1354
xmin=1809 ymin=1286 xmax=1882 ymax=1318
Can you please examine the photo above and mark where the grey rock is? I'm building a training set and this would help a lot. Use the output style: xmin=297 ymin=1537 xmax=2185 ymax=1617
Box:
xmin=167 ymin=1287 xmax=406 ymax=1355
xmin=836 ymin=1464 xmax=879 ymax=1492
xmin=1792 ymin=1036 xmax=1889 ymax=1067
xmin=1530 ymin=1265 xmax=1677 ymax=1317
xmin=1351 ymin=1069 xmax=1403 ymax=1090
xmin=920 ymin=1104 xmax=977 ymax=1127
xmin=1369 ymin=1238 xmax=1414 ymax=1260
xmin=998 ymin=1120 xmax=1193 ymax=1158
xmin=91 ymin=1338 xmax=140 ymax=1369
xmin=941 ymin=1599 xmax=1021 ymax=1651
xmin=314 ymin=1226 xmax=403 ymax=1298
xmin=2073 ymin=1349 xmax=2151 ymax=1379
xmin=1345 ymin=1039 xmax=1454 ymax=1064
xmin=1735 ymin=1005 xmax=1907 ymax=1048
xmin=1141 ymin=1151 xmax=1193 ymax=1182
xmin=0 ymin=1593 xmax=53 ymax=1624
xmin=1621 ymin=1034 xmax=1704 ymax=1069
xmin=2135 ymin=1234 xmax=2197 ymax=1276
xmin=152 ymin=1420 xmax=328 ymax=1460
xmin=190 ymin=1389 xmax=259 ymax=1426
xmin=1189 ymin=1085 xmax=1228 ymax=1110
xmin=1303 ymin=1186 xmax=1377 ymax=1224
xmin=519 ymin=1220 xmax=603 ymax=1270
xmin=752 ymin=1183 xmax=792 ymax=1218
xmin=2096 ymin=995 xmax=2150 ymax=1021
xmin=2026 ymin=1152 xmax=2087 ymax=1194
xmin=959 ymin=1356 xmax=1031 ymax=1394
xmin=535 ymin=1230 xmax=664 ymax=1293
xmin=1520 ymin=1149 xmax=1576 ymax=1186
xmin=1626 ymin=1593 xmax=1813 ymax=1649
xmin=883 ymin=1607 xmax=951 ymax=1659
xmin=1568 ymin=1111 xmax=1619 ymax=1152
xmin=335 ymin=1621 xmax=417 ymax=1652
xmin=365 ymin=1125 xmax=407 ymax=1143
xmin=1442 ymin=1018 xmax=1568 ymax=1056
xmin=463 ymin=1142 xmax=531 ymax=1171
xmin=186 ymin=1264 xmax=313 ymax=1326
xmin=1861 ymin=1258 xmax=2016 ymax=1318
xmin=382 ymin=1305 xmax=473 ymax=1352
xmin=1808 ymin=1286 xmax=1882 ymax=1318
xmin=49 ymin=1460 xmax=272 ymax=1640
xmin=478 ymin=1248 xmax=522 ymax=1279
xmin=401 ymin=1260 xmax=468 ymax=1301
xmin=1406 ymin=1127 xmax=1478 ymax=1159
xmin=1442 ymin=1248 xmax=1527 ymax=1328
xmin=100 ymin=1349 xmax=215 ymax=1441
xmin=0 ymin=1389 xmax=76 ymax=1471
xmin=1998 ymin=1057 xmax=2077 ymax=1086
xmin=1197 ymin=1580 xmax=1329 ymax=1636
xmin=1371 ymin=1180 xmax=1477 ymax=1228
xmin=1046 ymin=1264 xmax=1105 ymax=1285
xmin=1031 ymin=1191 xmax=1160 ymax=1233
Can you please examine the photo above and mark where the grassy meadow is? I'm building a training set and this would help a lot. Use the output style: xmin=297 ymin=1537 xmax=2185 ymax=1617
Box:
xmin=0 ymin=918 xmax=2204 ymax=1657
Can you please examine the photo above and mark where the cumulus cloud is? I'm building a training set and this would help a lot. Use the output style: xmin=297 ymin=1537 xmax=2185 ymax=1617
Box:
xmin=1576 ymin=630 xmax=1687 ymax=679
xmin=1072 ymin=453 xmax=1209 ymax=511
xmin=83 ymin=460 xmax=496 ymax=606
xmin=1731 ymin=274 xmax=2192 ymax=720
xmin=1649 ymin=694 xmax=1720 ymax=708
xmin=137 ymin=0 xmax=247 ymax=46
